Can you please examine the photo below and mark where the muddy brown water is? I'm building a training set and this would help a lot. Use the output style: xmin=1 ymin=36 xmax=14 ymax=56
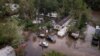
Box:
xmin=91 ymin=11 xmax=100 ymax=25
xmin=23 ymin=11 xmax=100 ymax=56
xmin=23 ymin=25 xmax=100 ymax=56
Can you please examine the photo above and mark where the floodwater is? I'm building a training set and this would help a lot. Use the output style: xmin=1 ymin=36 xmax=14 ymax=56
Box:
xmin=24 ymin=25 xmax=100 ymax=56
xmin=24 ymin=11 xmax=100 ymax=56
xmin=44 ymin=25 xmax=100 ymax=56
xmin=23 ymin=25 xmax=100 ymax=56
xmin=92 ymin=11 xmax=100 ymax=25
xmin=24 ymin=33 xmax=42 ymax=56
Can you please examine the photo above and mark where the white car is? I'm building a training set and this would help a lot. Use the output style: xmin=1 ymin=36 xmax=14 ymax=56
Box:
xmin=38 ymin=34 xmax=46 ymax=38
xmin=71 ymin=33 xmax=79 ymax=39
xmin=39 ymin=41 xmax=48 ymax=48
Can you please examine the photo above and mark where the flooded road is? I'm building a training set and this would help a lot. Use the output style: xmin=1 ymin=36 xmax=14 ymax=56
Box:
xmin=24 ymin=33 xmax=42 ymax=56
xmin=43 ymin=25 xmax=100 ymax=56
xmin=75 ymin=25 xmax=100 ymax=56
xmin=24 ymin=24 xmax=100 ymax=56
xmin=23 ymin=11 xmax=100 ymax=56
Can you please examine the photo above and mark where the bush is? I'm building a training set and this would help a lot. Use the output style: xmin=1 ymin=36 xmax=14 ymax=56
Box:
xmin=43 ymin=51 xmax=65 ymax=56
xmin=40 ymin=21 xmax=52 ymax=30
xmin=19 ymin=19 xmax=40 ymax=32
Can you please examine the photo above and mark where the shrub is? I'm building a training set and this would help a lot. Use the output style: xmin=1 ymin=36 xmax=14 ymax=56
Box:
xmin=43 ymin=51 xmax=66 ymax=56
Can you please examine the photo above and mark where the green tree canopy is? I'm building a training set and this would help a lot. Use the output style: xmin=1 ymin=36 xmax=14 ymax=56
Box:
xmin=0 ymin=17 xmax=23 ymax=48
xmin=85 ymin=0 xmax=100 ymax=11
xmin=19 ymin=0 xmax=35 ymax=19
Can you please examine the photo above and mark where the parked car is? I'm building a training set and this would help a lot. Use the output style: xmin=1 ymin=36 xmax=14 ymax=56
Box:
xmin=38 ymin=33 xmax=46 ymax=38
xmin=91 ymin=25 xmax=100 ymax=46
xmin=46 ymin=35 xmax=56 ymax=43
xmin=92 ymin=36 xmax=99 ymax=46
xmin=39 ymin=41 xmax=48 ymax=48
xmin=71 ymin=33 xmax=79 ymax=39
xmin=68 ymin=31 xmax=79 ymax=40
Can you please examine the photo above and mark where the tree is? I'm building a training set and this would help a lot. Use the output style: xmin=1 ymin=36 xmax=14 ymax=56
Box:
xmin=35 ymin=0 xmax=58 ymax=19
xmin=85 ymin=0 xmax=100 ymax=11
xmin=57 ymin=0 xmax=71 ymax=18
xmin=77 ymin=13 xmax=87 ymax=30
xmin=0 ymin=0 xmax=18 ymax=18
xmin=70 ymin=0 xmax=91 ymax=30
xmin=0 ymin=17 xmax=23 ymax=49
xmin=0 ymin=0 xmax=8 ymax=18
xmin=67 ymin=0 xmax=91 ymax=40
xmin=19 ymin=0 xmax=35 ymax=19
